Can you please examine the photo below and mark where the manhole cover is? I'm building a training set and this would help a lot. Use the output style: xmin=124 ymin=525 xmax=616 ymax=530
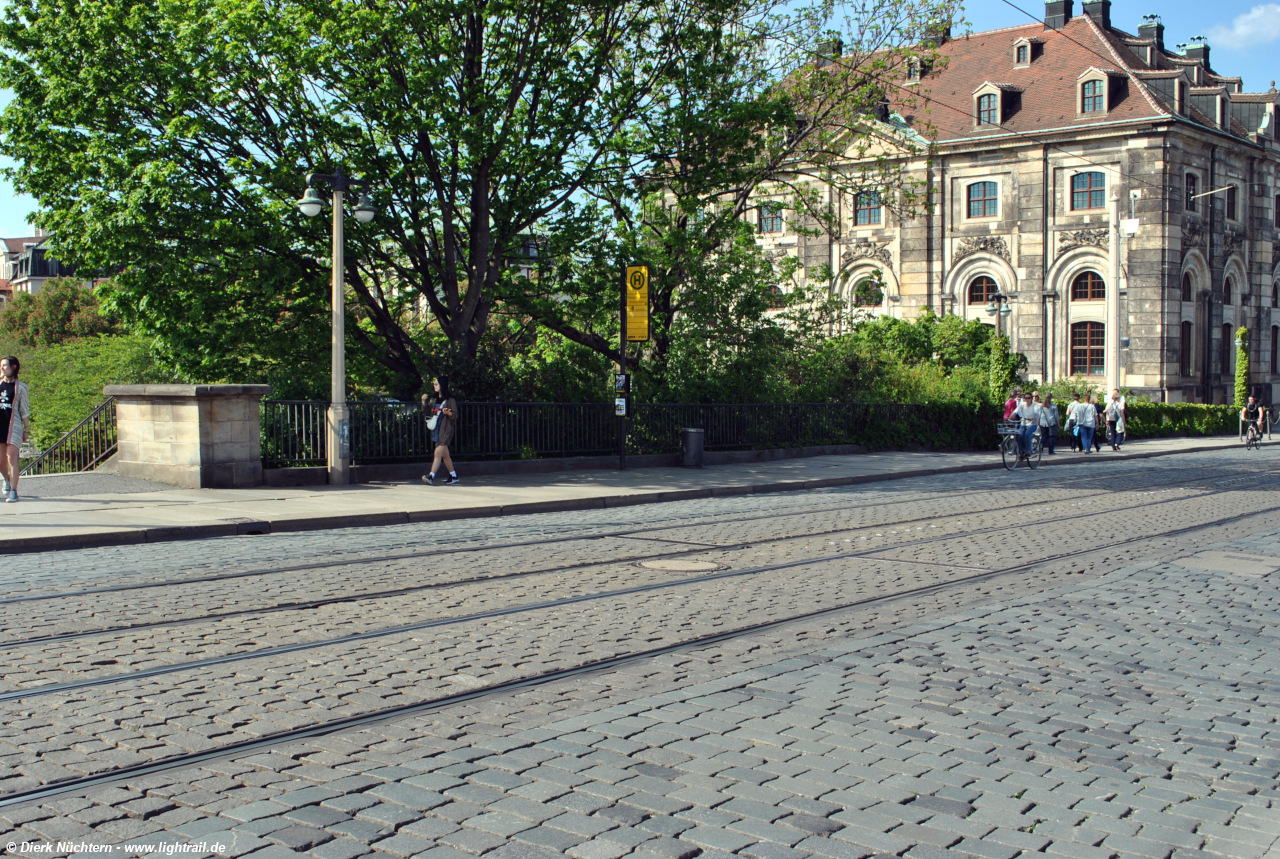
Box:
xmin=638 ymin=560 xmax=726 ymax=572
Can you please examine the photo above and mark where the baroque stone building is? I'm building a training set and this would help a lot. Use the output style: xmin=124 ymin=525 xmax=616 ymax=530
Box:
xmin=758 ymin=0 xmax=1279 ymax=403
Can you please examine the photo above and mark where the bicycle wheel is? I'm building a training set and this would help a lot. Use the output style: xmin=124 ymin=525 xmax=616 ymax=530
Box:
xmin=1001 ymin=435 xmax=1019 ymax=470
xmin=1026 ymin=435 xmax=1043 ymax=469
xmin=1247 ymin=427 xmax=1260 ymax=450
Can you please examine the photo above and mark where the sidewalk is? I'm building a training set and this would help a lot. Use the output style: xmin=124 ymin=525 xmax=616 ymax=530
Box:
xmin=1 ymin=435 xmax=1251 ymax=555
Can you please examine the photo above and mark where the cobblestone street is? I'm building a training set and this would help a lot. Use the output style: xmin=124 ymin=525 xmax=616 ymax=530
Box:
xmin=1 ymin=449 xmax=1278 ymax=859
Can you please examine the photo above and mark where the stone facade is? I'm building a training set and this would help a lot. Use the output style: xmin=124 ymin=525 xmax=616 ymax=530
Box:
xmin=105 ymin=384 xmax=271 ymax=488
xmin=756 ymin=1 xmax=1280 ymax=403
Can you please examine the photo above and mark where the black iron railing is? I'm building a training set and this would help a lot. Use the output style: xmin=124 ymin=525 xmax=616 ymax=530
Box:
xmin=20 ymin=397 xmax=117 ymax=476
xmin=261 ymin=400 xmax=999 ymax=468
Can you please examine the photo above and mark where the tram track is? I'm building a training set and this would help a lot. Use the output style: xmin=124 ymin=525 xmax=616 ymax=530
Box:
xmin=2 ymin=473 xmax=1275 ymax=698
xmin=0 ymin=466 xmax=1251 ymax=654
xmin=1 ymin=492 xmax=1276 ymax=809
xmin=2 ymin=460 xmax=1238 ymax=608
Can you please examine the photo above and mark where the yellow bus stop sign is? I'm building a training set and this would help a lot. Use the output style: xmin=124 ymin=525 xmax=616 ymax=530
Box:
xmin=625 ymin=265 xmax=649 ymax=342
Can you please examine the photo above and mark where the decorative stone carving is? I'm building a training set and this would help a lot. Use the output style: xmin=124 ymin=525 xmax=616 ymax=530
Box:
xmin=1223 ymin=230 xmax=1245 ymax=259
xmin=1180 ymin=218 xmax=1206 ymax=256
xmin=841 ymin=240 xmax=892 ymax=268
xmin=1056 ymin=228 xmax=1109 ymax=253
xmin=952 ymin=236 xmax=1010 ymax=264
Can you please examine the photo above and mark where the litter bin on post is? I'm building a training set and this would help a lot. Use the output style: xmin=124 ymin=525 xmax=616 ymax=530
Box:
xmin=681 ymin=427 xmax=704 ymax=468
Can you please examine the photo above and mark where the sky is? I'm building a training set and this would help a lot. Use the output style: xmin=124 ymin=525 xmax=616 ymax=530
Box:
xmin=0 ymin=0 xmax=1277 ymax=237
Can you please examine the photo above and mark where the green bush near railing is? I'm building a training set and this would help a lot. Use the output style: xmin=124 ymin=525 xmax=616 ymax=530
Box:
xmin=1122 ymin=402 xmax=1238 ymax=439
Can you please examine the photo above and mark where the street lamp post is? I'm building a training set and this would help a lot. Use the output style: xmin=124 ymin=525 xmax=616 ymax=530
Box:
xmin=985 ymin=288 xmax=1012 ymax=337
xmin=297 ymin=168 xmax=375 ymax=485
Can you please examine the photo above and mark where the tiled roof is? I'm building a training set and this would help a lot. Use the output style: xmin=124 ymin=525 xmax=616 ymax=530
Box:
xmin=890 ymin=12 xmax=1273 ymax=146
xmin=1 ymin=237 xmax=39 ymax=255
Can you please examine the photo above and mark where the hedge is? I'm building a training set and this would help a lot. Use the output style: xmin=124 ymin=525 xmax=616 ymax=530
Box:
xmin=1122 ymin=402 xmax=1238 ymax=439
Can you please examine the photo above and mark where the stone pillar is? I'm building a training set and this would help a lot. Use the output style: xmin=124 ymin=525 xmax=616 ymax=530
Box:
xmin=104 ymin=384 xmax=272 ymax=488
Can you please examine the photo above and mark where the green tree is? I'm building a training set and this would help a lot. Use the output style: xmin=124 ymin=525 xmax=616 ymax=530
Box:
xmin=0 ymin=0 xmax=954 ymax=400
xmin=988 ymin=334 xmax=1016 ymax=403
xmin=1235 ymin=326 xmax=1249 ymax=409
xmin=0 ymin=278 xmax=124 ymax=347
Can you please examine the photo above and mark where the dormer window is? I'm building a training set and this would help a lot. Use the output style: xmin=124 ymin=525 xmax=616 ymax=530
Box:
xmin=977 ymin=94 xmax=998 ymax=125
xmin=1012 ymin=37 xmax=1040 ymax=67
xmin=1016 ymin=45 xmax=1028 ymax=64
xmin=906 ymin=58 xmax=921 ymax=81
xmin=1082 ymin=80 xmax=1105 ymax=112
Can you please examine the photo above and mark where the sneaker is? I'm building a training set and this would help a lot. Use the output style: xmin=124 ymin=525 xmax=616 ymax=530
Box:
xmin=421 ymin=474 xmax=434 ymax=485
xmin=444 ymin=475 xmax=460 ymax=485
xmin=5 ymin=489 xmax=16 ymax=503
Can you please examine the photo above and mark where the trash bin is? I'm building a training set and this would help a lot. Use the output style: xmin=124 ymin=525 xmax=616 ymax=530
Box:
xmin=681 ymin=427 xmax=704 ymax=468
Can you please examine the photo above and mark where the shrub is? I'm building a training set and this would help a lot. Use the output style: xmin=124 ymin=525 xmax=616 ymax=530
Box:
xmin=1123 ymin=402 xmax=1237 ymax=439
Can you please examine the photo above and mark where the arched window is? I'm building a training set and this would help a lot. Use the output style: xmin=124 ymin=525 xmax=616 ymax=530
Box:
xmin=1071 ymin=271 xmax=1105 ymax=301
xmin=1071 ymin=172 xmax=1105 ymax=210
xmin=1070 ymin=322 xmax=1105 ymax=375
xmin=967 ymin=182 xmax=998 ymax=218
xmin=1223 ymin=277 xmax=1232 ymax=306
xmin=852 ymin=277 xmax=885 ymax=307
xmin=968 ymin=276 xmax=998 ymax=305
xmin=1180 ymin=321 xmax=1193 ymax=377
xmin=1181 ymin=273 xmax=1193 ymax=302
xmin=855 ymin=193 xmax=882 ymax=226
xmin=977 ymin=94 xmax=998 ymax=125
xmin=1081 ymin=80 xmax=1105 ymax=112
xmin=1185 ymin=173 xmax=1198 ymax=212
xmin=1222 ymin=324 xmax=1232 ymax=376
xmin=1016 ymin=45 xmax=1028 ymax=64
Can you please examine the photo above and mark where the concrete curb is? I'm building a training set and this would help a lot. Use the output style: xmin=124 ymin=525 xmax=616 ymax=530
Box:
xmin=3 ymin=440 xmax=1242 ymax=556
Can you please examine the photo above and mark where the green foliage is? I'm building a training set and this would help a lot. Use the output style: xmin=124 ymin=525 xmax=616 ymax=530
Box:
xmin=987 ymin=335 xmax=1017 ymax=402
xmin=1123 ymin=402 xmax=1238 ymax=439
xmin=0 ymin=334 xmax=174 ymax=449
xmin=0 ymin=279 xmax=124 ymax=347
xmin=1038 ymin=375 xmax=1103 ymax=403
xmin=1235 ymin=326 xmax=1250 ymax=409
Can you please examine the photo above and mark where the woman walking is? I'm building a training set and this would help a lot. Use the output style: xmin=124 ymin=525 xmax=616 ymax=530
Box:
xmin=421 ymin=376 xmax=459 ymax=486
xmin=1106 ymin=389 xmax=1126 ymax=450
xmin=1040 ymin=393 xmax=1059 ymax=455
xmin=0 ymin=356 xmax=31 ymax=502
xmin=1076 ymin=392 xmax=1098 ymax=454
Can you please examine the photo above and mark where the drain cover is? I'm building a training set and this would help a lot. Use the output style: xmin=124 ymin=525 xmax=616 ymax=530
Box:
xmin=638 ymin=560 xmax=725 ymax=572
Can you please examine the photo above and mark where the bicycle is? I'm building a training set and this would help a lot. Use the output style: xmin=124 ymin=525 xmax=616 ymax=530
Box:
xmin=1244 ymin=420 xmax=1262 ymax=450
xmin=998 ymin=422 xmax=1042 ymax=470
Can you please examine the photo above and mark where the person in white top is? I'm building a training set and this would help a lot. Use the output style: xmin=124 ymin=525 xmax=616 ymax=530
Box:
xmin=1010 ymin=392 xmax=1041 ymax=458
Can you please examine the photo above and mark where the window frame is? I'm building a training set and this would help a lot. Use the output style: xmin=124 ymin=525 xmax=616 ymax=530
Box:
xmin=1226 ymin=185 xmax=1238 ymax=221
xmin=1070 ymin=321 xmax=1106 ymax=376
xmin=1273 ymin=325 xmax=1279 ymax=375
xmin=966 ymin=182 xmax=999 ymax=219
xmin=1070 ymin=270 xmax=1106 ymax=302
xmin=1185 ymin=173 xmax=1198 ymax=213
xmin=1016 ymin=45 xmax=1028 ymax=64
xmin=757 ymin=202 xmax=784 ymax=234
xmin=1081 ymin=79 xmax=1105 ymax=113
xmin=1071 ymin=172 xmax=1106 ymax=211
xmin=1223 ymin=277 xmax=1233 ymax=306
xmin=1180 ymin=320 xmax=1193 ymax=377
xmin=1181 ymin=273 xmax=1193 ymax=302
xmin=967 ymin=275 xmax=999 ymax=305
xmin=977 ymin=93 xmax=998 ymax=126
xmin=854 ymin=193 xmax=882 ymax=226
xmin=1222 ymin=324 xmax=1233 ymax=377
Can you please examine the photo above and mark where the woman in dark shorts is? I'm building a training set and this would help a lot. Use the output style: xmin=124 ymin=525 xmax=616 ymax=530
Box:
xmin=0 ymin=356 xmax=31 ymax=502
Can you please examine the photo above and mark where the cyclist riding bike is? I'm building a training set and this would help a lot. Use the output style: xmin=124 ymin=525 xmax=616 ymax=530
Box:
xmin=1241 ymin=395 xmax=1266 ymax=442
xmin=1010 ymin=392 xmax=1041 ymax=458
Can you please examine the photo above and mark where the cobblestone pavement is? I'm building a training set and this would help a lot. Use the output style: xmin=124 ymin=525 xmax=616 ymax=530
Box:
xmin=1 ymin=449 xmax=1278 ymax=858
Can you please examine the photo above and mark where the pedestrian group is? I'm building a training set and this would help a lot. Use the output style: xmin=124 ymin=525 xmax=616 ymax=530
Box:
xmin=1006 ymin=386 xmax=1126 ymax=456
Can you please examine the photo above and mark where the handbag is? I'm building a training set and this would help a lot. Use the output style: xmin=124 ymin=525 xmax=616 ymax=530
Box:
xmin=426 ymin=413 xmax=440 ymax=430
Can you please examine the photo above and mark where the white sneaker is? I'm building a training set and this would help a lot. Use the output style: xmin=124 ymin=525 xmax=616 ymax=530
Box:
xmin=5 ymin=489 xmax=17 ymax=503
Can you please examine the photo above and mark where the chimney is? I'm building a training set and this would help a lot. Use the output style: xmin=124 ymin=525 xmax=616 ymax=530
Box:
xmin=1184 ymin=36 xmax=1210 ymax=71
xmin=923 ymin=19 xmax=951 ymax=47
xmin=1045 ymin=0 xmax=1073 ymax=30
xmin=1138 ymin=14 xmax=1164 ymax=51
xmin=1082 ymin=0 xmax=1111 ymax=28
xmin=816 ymin=39 xmax=843 ymax=68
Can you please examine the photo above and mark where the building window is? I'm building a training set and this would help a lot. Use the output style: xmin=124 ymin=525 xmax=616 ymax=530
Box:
xmin=1071 ymin=271 xmax=1105 ymax=301
xmin=855 ymin=193 xmax=882 ymax=226
xmin=1273 ymin=325 xmax=1279 ymax=375
xmin=977 ymin=93 xmax=998 ymax=125
xmin=1180 ymin=321 xmax=1193 ymax=377
xmin=968 ymin=276 xmax=998 ymax=305
xmin=967 ymin=182 xmax=998 ymax=218
xmin=1222 ymin=324 xmax=1233 ymax=376
xmin=1081 ymin=79 xmax=1105 ymax=112
xmin=758 ymin=203 xmax=783 ymax=234
xmin=1071 ymin=322 xmax=1105 ymax=375
xmin=852 ymin=277 xmax=884 ymax=307
xmin=1071 ymin=172 xmax=1105 ymax=210
xmin=1182 ymin=273 xmax=1193 ymax=302
xmin=1275 ymin=193 xmax=1279 ymax=227
xmin=1273 ymin=284 xmax=1278 ymax=307
xmin=906 ymin=58 xmax=921 ymax=80
xmin=1186 ymin=174 xmax=1198 ymax=212
xmin=1016 ymin=45 xmax=1028 ymax=64
xmin=1226 ymin=185 xmax=1238 ymax=221
xmin=1223 ymin=277 xmax=1232 ymax=306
